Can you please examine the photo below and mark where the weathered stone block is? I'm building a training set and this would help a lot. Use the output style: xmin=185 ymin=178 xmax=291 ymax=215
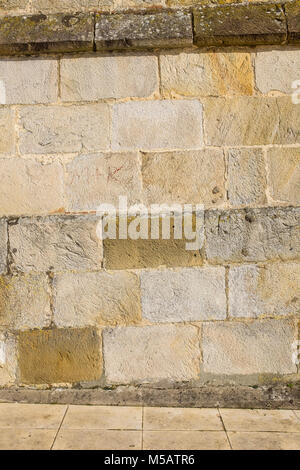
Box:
xmin=53 ymin=271 xmax=141 ymax=328
xmin=19 ymin=104 xmax=110 ymax=154
xmin=30 ymin=0 xmax=109 ymax=13
xmin=0 ymin=108 xmax=15 ymax=153
xmin=95 ymin=10 xmax=193 ymax=50
xmin=160 ymin=51 xmax=254 ymax=97
xmin=205 ymin=206 xmax=300 ymax=263
xmin=0 ymin=274 xmax=51 ymax=329
xmin=18 ymin=327 xmax=102 ymax=384
xmin=61 ymin=55 xmax=158 ymax=101
xmin=9 ymin=215 xmax=102 ymax=273
xmin=112 ymin=100 xmax=203 ymax=151
xmin=286 ymin=1 xmax=300 ymax=43
xmin=227 ymin=148 xmax=267 ymax=206
xmin=194 ymin=4 xmax=286 ymax=46
xmin=267 ymin=147 xmax=300 ymax=204
xmin=0 ymin=219 xmax=7 ymax=274
xmin=0 ymin=13 xmax=94 ymax=55
xmin=255 ymin=49 xmax=300 ymax=94
xmin=0 ymin=331 xmax=16 ymax=387
xmin=65 ymin=152 xmax=142 ymax=211
xmin=0 ymin=0 xmax=27 ymax=10
xmin=229 ymin=263 xmax=300 ymax=319
xmin=202 ymin=319 xmax=297 ymax=376
xmin=142 ymin=149 xmax=225 ymax=207
xmin=103 ymin=324 xmax=200 ymax=384
xmin=0 ymin=157 xmax=64 ymax=216
xmin=0 ymin=58 xmax=58 ymax=104
xmin=203 ymin=97 xmax=300 ymax=145
xmin=141 ymin=267 xmax=226 ymax=322
xmin=103 ymin=215 xmax=203 ymax=270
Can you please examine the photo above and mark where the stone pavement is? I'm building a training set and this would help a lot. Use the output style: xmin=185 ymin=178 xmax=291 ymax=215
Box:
xmin=0 ymin=403 xmax=299 ymax=450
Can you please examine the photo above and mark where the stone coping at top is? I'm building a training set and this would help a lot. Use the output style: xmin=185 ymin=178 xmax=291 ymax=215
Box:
xmin=0 ymin=1 xmax=299 ymax=55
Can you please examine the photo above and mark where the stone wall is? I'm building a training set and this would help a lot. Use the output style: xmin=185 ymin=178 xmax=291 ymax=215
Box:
xmin=0 ymin=2 xmax=299 ymax=405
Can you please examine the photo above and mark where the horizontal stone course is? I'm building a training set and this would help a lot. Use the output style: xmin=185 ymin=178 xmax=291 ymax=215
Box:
xmin=9 ymin=215 xmax=102 ymax=273
xmin=19 ymin=104 xmax=110 ymax=154
xmin=0 ymin=274 xmax=51 ymax=329
xmin=229 ymin=263 xmax=300 ymax=319
xmin=0 ymin=158 xmax=64 ymax=216
xmin=53 ymin=270 xmax=141 ymax=327
xmin=205 ymin=206 xmax=300 ymax=263
xmin=141 ymin=266 xmax=226 ymax=322
xmin=111 ymin=99 xmax=203 ymax=151
xmin=202 ymin=319 xmax=297 ymax=376
xmin=103 ymin=324 xmax=201 ymax=384
xmin=18 ymin=327 xmax=102 ymax=384
xmin=0 ymin=219 xmax=7 ymax=274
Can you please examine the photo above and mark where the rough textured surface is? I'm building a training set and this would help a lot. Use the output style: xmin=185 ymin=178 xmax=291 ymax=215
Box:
xmin=0 ymin=220 xmax=7 ymax=275
xmin=160 ymin=51 xmax=254 ymax=97
xmin=0 ymin=158 xmax=64 ymax=216
xmin=205 ymin=206 xmax=300 ymax=263
xmin=202 ymin=319 xmax=297 ymax=376
xmin=0 ymin=12 xmax=94 ymax=55
xmin=286 ymin=0 xmax=300 ymax=43
xmin=19 ymin=104 xmax=110 ymax=154
xmin=18 ymin=327 xmax=102 ymax=385
xmin=65 ymin=152 xmax=142 ymax=211
xmin=0 ymin=274 xmax=51 ymax=329
xmin=204 ymin=97 xmax=300 ymax=146
xmin=229 ymin=263 xmax=300 ymax=319
xmin=267 ymin=147 xmax=300 ymax=204
xmin=141 ymin=267 xmax=226 ymax=322
xmin=112 ymin=99 xmax=203 ymax=151
xmin=61 ymin=55 xmax=158 ymax=101
xmin=194 ymin=4 xmax=286 ymax=46
xmin=103 ymin=324 xmax=201 ymax=384
xmin=0 ymin=108 xmax=15 ymax=153
xmin=142 ymin=149 xmax=225 ymax=206
xmin=53 ymin=270 xmax=141 ymax=327
xmin=227 ymin=148 xmax=267 ymax=206
xmin=9 ymin=216 xmax=102 ymax=273
xmin=0 ymin=58 xmax=58 ymax=104
xmin=0 ymin=331 xmax=16 ymax=387
xmin=30 ymin=0 xmax=109 ymax=13
xmin=255 ymin=49 xmax=300 ymax=94
xmin=95 ymin=10 xmax=193 ymax=50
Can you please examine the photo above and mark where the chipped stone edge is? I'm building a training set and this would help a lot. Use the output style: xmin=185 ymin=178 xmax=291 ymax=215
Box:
xmin=0 ymin=383 xmax=299 ymax=408
xmin=0 ymin=2 xmax=299 ymax=56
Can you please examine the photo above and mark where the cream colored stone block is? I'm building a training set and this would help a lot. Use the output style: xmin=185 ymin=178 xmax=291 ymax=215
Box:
xmin=53 ymin=429 xmax=142 ymax=450
xmin=144 ymin=407 xmax=223 ymax=430
xmin=142 ymin=149 xmax=225 ymax=206
xmin=61 ymin=55 xmax=158 ymax=101
xmin=0 ymin=219 xmax=7 ymax=274
xmin=0 ymin=403 xmax=67 ymax=428
xmin=65 ymin=152 xmax=142 ymax=211
xmin=160 ymin=51 xmax=253 ymax=97
xmin=220 ymin=408 xmax=300 ymax=432
xmin=0 ymin=59 xmax=58 ymax=104
xmin=143 ymin=431 xmax=230 ymax=450
xmin=0 ymin=332 xmax=16 ymax=386
xmin=229 ymin=263 xmax=300 ymax=318
xmin=0 ymin=157 xmax=64 ymax=216
xmin=0 ymin=108 xmax=15 ymax=154
xmin=63 ymin=405 xmax=142 ymax=429
xmin=103 ymin=324 xmax=201 ymax=384
xmin=255 ymin=49 xmax=300 ymax=94
xmin=267 ymin=147 xmax=300 ymax=204
xmin=53 ymin=270 xmax=141 ymax=327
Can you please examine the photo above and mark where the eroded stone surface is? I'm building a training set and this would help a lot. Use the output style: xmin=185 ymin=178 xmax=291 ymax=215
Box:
xmin=255 ymin=49 xmax=300 ymax=94
xmin=205 ymin=206 xmax=300 ymax=263
xmin=103 ymin=324 xmax=201 ymax=384
xmin=95 ymin=10 xmax=193 ymax=50
xmin=0 ymin=274 xmax=51 ymax=329
xmin=0 ymin=157 xmax=64 ymax=216
xmin=202 ymin=319 xmax=297 ymax=376
xmin=227 ymin=148 xmax=267 ymax=206
xmin=53 ymin=270 xmax=141 ymax=327
xmin=0 ymin=108 xmax=15 ymax=153
xmin=0 ymin=219 xmax=7 ymax=274
xmin=229 ymin=263 xmax=300 ymax=318
xmin=19 ymin=104 xmax=110 ymax=154
xmin=286 ymin=1 xmax=300 ymax=43
xmin=0 ymin=331 xmax=16 ymax=386
xmin=9 ymin=216 xmax=102 ymax=273
xmin=18 ymin=327 xmax=102 ymax=384
xmin=141 ymin=267 xmax=226 ymax=322
xmin=142 ymin=149 xmax=225 ymax=206
xmin=267 ymin=147 xmax=300 ymax=204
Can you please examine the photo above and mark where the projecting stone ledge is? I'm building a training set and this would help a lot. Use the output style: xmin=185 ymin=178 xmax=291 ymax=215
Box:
xmin=0 ymin=2 xmax=298 ymax=55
